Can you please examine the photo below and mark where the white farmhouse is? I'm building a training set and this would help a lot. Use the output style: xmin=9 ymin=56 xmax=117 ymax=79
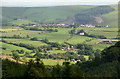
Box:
xmin=80 ymin=32 xmax=84 ymax=35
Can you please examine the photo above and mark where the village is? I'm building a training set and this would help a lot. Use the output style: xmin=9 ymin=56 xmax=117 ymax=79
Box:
xmin=16 ymin=18 xmax=109 ymax=28
xmin=35 ymin=23 xmax=108 ymax=28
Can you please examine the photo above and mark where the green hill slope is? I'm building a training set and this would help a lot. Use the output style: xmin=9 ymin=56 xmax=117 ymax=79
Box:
xmin=2 ymin=5 xmax=118 ymax=27
xmin=101 ymin=5 xmax=118 ymax=28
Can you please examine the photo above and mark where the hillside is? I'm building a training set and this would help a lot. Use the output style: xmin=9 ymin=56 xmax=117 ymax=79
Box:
xmin=101 ymin=5 xmax=118 ymax=28
xmin=2 ymin=5 xmax=118 ymax=27
xmin=78 ymin=41 xmax=120 ymax=77
xmin=2 ymin=41 xmax=120 ymax=78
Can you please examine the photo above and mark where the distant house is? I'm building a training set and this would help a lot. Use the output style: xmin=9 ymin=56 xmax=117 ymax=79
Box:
xmin=62 ymin=46 xmax=71 ymax=51
xmin=17 ymin=19 xmax=25 ymax=21
xmin=78 ymin=29 xmax=85 ymax=36
xmin=70 ymin=59 xmax=75 ymax=62
xmin=80 ymin=32 xmax=84 ymax=35
xmin=106 ymin=25 xmax=109 ymax=27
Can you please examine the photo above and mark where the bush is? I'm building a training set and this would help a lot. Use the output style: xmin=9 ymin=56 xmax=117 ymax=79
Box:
xmin=30 ymin=37 xmax=38 ymax=41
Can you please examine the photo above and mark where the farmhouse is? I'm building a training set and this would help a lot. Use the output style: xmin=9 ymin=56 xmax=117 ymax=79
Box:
xmin=61 ymin=46 xmax=75 ymax=51
xmin=62 ymin=46 xmax=70 ymax=51
xmin=80 ymin=32 xmax=84 ymax=35
xmin=17 ymin=19 xmax=25 ymax=20
xmin=97 ymin=40 xmax=118 ymax=44
xmin=78 ymin=29 xmax=85 ymax=36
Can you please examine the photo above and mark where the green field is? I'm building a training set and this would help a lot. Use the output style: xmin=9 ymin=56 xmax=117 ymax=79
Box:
xmin=9 ymin=20 xmax=36 ymax=25
xmin=67 ymin=35 xmax=92 ymax=45
xmin=3 ymin=38 xmax=47 ymax=47
xmin=88 ymin=28 xmax=118 ymax=39
xmin=42 ymin=59 xmax=65 ymax=65
xmin=47 ymin=50 xmax=66 ymax=54
xmin=2 ymin=30 xmax=45 ymax=37
xmin=101 ymin=5 xmax=118 ymax=27
xmin=2 ymin=27 xmax=118 ymax=51
xmin=76 ymin=27 xmax=118 ymax=39
xmin=2 ymin=27 xmax=118 ymax=65
xmin=89 ymin=44 xmax=112 ymax=50
xmin=2 ymin=42 xmax=31 ymax=54
xmin=36 ymin=28 xmax=72 ymax=44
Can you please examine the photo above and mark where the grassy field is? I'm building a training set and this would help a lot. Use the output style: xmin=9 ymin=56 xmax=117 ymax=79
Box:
xmin=36 ymin=28 xmax=72 ymax=44
xmin=0 ymin=26 xmax=23 ymax=33
xmin=9 ymin=20 xmax=36 ymax=25
xmin=1 ymin=26 xmax=118 ymax=65
xmin=67 ymin=35 xmax=92 ymax=45
xmin=101 ymin=5 xmax=118 ymax=27
xmin=47 ymin=50 xmax=66 ymax=54
xmin=3 ymin=38 xmax=47 ymax=47
xmin=2 ymin=29 xmax=45 ymax=37
xmin=2 ymin=27 xmax=118 ymax=51
xmin=88 ymin=28 xmax=118 ymax=39
xmin=42 ymin=59 xmax=65 ymax=65
xmin=76 ymin=27 xmax=118 ymax=39
xmin=88 ymin=44 xmax=112 ymax=50
xmin=2 ymin=42 xmax=31 ymax=54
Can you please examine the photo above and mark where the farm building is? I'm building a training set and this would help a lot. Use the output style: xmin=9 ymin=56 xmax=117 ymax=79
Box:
xmin=79 ymin=32 xmax=84 ymax=35
xmin=97 ymin=40 xmax=118 ymax=44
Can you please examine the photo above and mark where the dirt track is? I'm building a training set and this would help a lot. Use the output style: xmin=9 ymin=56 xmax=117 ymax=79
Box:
xmin=0 ymin=55 xmax=25 ymax=64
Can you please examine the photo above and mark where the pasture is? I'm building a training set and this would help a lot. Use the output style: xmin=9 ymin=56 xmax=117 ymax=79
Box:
xmin=2 ymin=42 xmax=31 ymax=54
xmin=47 ymin=50 xmax=66 ymax=54
xmin=36 ymin=28 xmax=72 ymax=44
xmin=76 ymin=27 xmax=118 ymax=39
xmin=67 ymin=35 xmax=92 ymax=45
xmin=9 ymin=20 xmax=36 ymax=25
xmin=1 ymin=26 xmax=118 ymax=65
xmin=2 ymin=30 xmax=45 ymax=38
xmin=3 ymin=38 xmax=47 ymax=47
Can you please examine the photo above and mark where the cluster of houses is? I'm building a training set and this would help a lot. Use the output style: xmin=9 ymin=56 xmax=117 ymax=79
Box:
xmin=16 ymin=18 xmax=108 ymax=28
xmin=37 ymin=23 xmax=109 ymax=28
xmin=79 ymin=24 xmax=95 ymax=28
xmin=96 ymin=40 xmax=118 ymax=44
xmin=25 ymin=22 xmax=109 ymax=28
xmin=28 ymin=25 xmax=36 ymax=28
xmin=61 ymin=46 xmax=75 ymax=51
xmin=70 ymin=59 xmax=81 ymax=62
xmin=79 ymin=24 xmax=109 ymax=28
xmin=38 ymin=23 xmax=71 ymax=27
xmin=16 ymin=19 xmax=25 ymax=21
